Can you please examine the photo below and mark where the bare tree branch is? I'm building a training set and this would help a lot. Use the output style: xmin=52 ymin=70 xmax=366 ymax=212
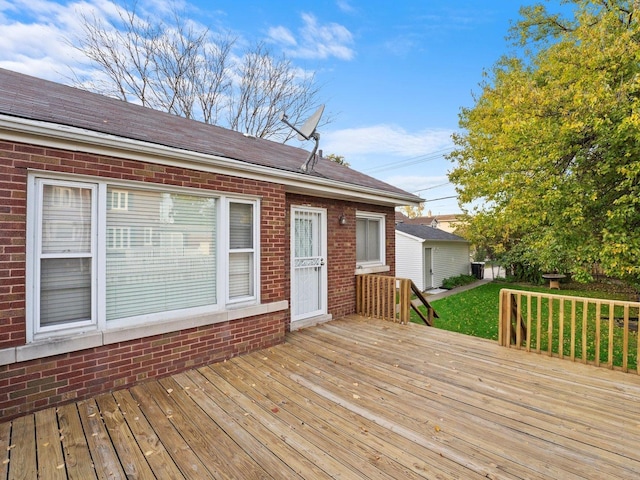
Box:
xmin=70 ymin=2 xmax=328 ymax=142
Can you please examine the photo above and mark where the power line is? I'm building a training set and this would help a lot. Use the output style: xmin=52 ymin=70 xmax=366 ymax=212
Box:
xmin=412 ymin=181 xmax=451 ymax=193
xmin=421 ymin=195 xmax=458 ymax=203
xmin=364 ymin=147 xmax=453 ymax=174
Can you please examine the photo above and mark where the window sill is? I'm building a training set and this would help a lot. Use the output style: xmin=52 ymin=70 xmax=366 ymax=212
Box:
xmin=1 ymin=300 xmax=289 ymax=367
xmin=354 ymin=265 xmax=391 ymax=275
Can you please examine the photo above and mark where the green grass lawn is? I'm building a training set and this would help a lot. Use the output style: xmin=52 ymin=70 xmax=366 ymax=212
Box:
xmin=414 ymin=282 xmax=638 ymax=370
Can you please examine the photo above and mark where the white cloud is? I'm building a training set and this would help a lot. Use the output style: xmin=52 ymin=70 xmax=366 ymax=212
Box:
xmin=266 ymin=25 xmax=297 ymax=47
xmin=268 ymin=13 xmax=355 ymax=61
xmin=336 ymin=0 xmax=355 ymax=14
xmin=322 ymin=124 xmax=454 ymax=158
xmin=0 ymin=0 xmax=118 ymax=82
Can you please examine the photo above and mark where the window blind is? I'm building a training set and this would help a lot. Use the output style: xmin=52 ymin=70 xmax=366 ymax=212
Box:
xmin=228 ymin=202 xmax=254 ymax=299
xmin=40 ymin=184 xmax=93 ymax=326
xmin=106 ymin=189 xmax=217 ymax=320
xmin=356 ymin=217 xmax=381 ymax=263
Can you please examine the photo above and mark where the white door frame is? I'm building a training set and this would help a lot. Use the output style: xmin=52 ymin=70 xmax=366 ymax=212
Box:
xmin=290 ymin=206 xmax=327 ymax=323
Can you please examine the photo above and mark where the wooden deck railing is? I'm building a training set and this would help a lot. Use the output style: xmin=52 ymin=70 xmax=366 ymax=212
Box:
xmin=356 ymin=274 xmax=438 ymax=325
xmin=499 ymin=288 xmax=640 ymax=373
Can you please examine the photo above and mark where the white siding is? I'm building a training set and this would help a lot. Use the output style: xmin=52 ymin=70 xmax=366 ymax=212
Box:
xmin=395 ymin=232 xmax=424 ymax=290
xmin=427 ymin=241 xmax=470 ymax=288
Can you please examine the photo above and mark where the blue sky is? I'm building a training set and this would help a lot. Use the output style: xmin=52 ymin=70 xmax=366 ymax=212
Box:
xmin=0 ymin=0 xmax=562 ymax=214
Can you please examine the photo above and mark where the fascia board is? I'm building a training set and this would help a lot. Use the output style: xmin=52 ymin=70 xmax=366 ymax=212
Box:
xmin=0 ymin=115 xmax=421 ymax=207
xmin=395 ymin=230 xmax=424 ymax=243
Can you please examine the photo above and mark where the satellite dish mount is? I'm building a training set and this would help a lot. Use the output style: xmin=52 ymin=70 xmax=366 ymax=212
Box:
xmin=280 ymin=105 xmax=325 ymax=172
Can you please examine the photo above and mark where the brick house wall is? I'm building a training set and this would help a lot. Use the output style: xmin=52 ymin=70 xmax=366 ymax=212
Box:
xmin=0 ymin=140 xmax=289 ymax=419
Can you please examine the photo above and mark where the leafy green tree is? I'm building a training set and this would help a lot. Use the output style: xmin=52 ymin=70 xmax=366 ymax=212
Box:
xmin=325 ymin=153 xmax=350 ymax=167
xmin=448 ymin=0 xmax=640 ymax=286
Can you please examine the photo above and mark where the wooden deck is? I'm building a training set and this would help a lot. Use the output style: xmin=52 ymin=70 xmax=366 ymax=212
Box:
xmin=2 ymin=315 xmax=640 ymax=479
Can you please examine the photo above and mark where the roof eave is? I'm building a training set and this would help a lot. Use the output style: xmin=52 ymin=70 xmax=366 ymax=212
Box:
xmin=0 ymin=114 xmax=422 ymax=207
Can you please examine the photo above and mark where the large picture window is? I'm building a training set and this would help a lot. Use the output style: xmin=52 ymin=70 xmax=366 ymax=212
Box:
xmin=105 ymin=188 xmax=217 ymax=321
xmin=28 ymin=174 xmax=259 ymax=341
xmin=356 ymin=212 xmax=386 ymax=266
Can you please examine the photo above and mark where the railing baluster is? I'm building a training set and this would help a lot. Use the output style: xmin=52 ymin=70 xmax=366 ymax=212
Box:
xmin=637 ymin=307 xmax=640 ymax=375
xmin=608 ymin=301 xmax=615 ymax=368
xmin=570 ymin=299 xmax=576 ymax=362
xmin=536 ymin=296 xmax=542 ymax=353
xmin=548 ymin=298 xmax=554 ymax=356
xmin=595 ymin=301 xmax=601 ymax=367
xmin=623 ymin=304 xmax=629 ymax=372
xmin=526 ymin=294 xmax=532 ymax=352
xmin=559 ymin=299 xmax=565 ymax=359
xmin=582 ymin=299 xmax=588 ymax=364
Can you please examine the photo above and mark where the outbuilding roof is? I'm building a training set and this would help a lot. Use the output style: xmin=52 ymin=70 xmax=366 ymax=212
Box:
xmin=0 ymin=68 xmax=421 ymax=206
xmin=396 ymin=222 xmax=468 ymax=242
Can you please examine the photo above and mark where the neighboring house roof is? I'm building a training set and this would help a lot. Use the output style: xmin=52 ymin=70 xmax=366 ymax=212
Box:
xmin=395 ymin=211 xmax=410 ymax=223
xmin=400 ymin=214 xmax=461 ymax=225
xmin=396 ymin=222 xmax=468 ymax=243
xmin=0 ymin=68 xmax=421 ymax=207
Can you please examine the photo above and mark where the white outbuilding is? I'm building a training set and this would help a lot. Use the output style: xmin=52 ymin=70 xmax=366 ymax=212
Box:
xmin=395 ymin=223 xmax=471 ymax=291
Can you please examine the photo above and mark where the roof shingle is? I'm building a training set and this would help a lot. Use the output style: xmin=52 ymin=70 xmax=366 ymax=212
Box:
xmin=0 ymin=68 xmax=421 ymax=202
xmin=396 ymin=222 xmax=468 ymax=242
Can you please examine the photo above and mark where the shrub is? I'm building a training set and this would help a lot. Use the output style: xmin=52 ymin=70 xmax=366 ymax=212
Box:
xmin=442 ymin=274 xmax=477 ymax=289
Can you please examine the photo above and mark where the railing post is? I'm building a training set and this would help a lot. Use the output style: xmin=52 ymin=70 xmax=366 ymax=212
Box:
xmin=398 ymin=278 xmax=410 ymax=324
xmin=498 ymin=290 xmax=504 ymax=346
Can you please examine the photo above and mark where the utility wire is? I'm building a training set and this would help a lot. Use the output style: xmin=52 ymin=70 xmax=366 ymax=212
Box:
xmin=421 ymin=195 xmax=458 ymax=203
xmin=412 ymin=181 xmax=451 ymax=193
xmin=364 ymin=147 xmax=453 ymax=174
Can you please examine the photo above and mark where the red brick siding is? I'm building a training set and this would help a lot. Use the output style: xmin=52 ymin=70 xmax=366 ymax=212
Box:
xmin=0 ymin=140 xmax=288 ymax=419
xmin=0 ymin=314 xmax=285 ymax=419
xmin=285 ymin=194 xmax=396 ymax=326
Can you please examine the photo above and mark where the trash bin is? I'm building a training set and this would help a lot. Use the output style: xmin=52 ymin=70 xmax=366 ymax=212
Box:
xmin=471 ymin=262 xmax=485 ymax=279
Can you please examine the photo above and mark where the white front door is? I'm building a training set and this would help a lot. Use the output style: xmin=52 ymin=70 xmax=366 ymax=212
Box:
xmin=291 ymin=207 xmax=327 ymax=322
xmin=424 ymin=247 xmax=433 ymax=290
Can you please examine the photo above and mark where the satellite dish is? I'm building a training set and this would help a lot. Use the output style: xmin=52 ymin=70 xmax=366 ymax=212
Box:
xmin=296 ymin=105 xmax=325 ymax=141
xmin=280 ymin=105 xmax=325 ymax=173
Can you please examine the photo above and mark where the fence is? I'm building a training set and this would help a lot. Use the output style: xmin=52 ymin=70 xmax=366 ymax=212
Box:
xmin=499 ymin=288 xmax=640 ymax=373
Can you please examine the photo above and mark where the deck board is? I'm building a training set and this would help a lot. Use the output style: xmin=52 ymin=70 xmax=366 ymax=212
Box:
xmin=35 ymin=408 xmax=66 ymax=480
xmin=2 ymin=315 xmax=640 ymax=479
xmin=57 ymin=403 xmax=97 ymax=480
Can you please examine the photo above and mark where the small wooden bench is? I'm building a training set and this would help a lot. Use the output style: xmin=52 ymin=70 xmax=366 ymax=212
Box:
xmin=542 ymin=273 xmax=566 ymax=289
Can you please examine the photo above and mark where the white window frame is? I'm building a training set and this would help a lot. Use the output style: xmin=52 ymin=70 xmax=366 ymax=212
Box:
xmin=225 ymin=198 xmax=260 ymax=306
xmin=26 ymin=172 xmax=261 ymax=342
xmin=27 ymin=177 xmax=99 ymax=342
xmin=355 ymin=211 xmax=386 ymax=268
